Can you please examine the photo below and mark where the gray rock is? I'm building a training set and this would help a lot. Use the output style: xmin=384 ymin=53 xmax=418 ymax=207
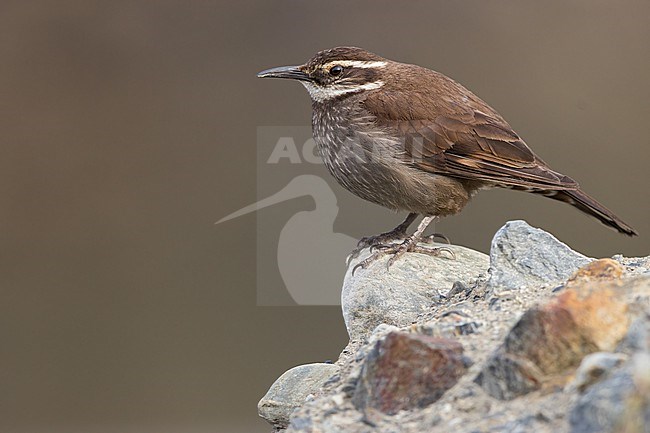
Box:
xmin=476 ymin=351 xmax=544 ymax=400
xmin=487 ymin=220 xmax=592 ymax=292
xmin=343 ymin=243 xmax=489 ymax=340
xmin=418 ymin=318 xmax=482 ymax=339
xmin=258 ymin=363 xmax=340 ymax=429
xmin=569 ymin=352 xmax=628 ymax=392
xmin=569 ymin=353 xmax=650 ymax=433
xmin=620 ymin=314 xmax=650 ymax=353
xmin=612 ymin=254 xmax=650 ymax=277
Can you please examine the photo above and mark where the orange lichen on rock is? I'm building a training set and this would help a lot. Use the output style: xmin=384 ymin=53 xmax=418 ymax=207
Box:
xmin=565 ymin=258 xmax=625 ymax=287
xmin=552 ymin=278 xmax=629 ymax=351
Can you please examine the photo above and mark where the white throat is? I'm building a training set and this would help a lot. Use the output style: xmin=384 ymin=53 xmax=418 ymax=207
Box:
xmin=301 ymin=80 xmax=385 ymax=103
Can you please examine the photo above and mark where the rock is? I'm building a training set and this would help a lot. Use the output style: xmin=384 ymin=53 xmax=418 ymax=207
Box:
xmin=417 ymin=314 xmax=482 ymax=338
xmin=569 ymin=352 xmax=628 ymax=392
xmin=612 ymin=254 xmax=650 ymax=277
xmin=476 ymin=351 xmax=545 ymax=400
xmin=620 ymin=315 xmax=650 ymax=353
xmin=565 ymin=258 xmax=624 ymax=287
xmin=487 ymin=220 xmax=592 ymax=292
xmin=554 ymin=279 xmax=630 ymax=351
xmin=343 ymin=243 xmax=489 ymax=340
xmin=258 ymin=363 xmax=339 ymax=429
xmin=353 ymin=332 xmax=467 ymax=415
xmin=569 ymin=352 xmax=650 ymax=433
xmin=266 ymin=221 xmax=650 ymax=433
xmin=360 ymin=324 xmax=401 ymax=357
xmin=477 ymin=278 xmax=630 ymax=400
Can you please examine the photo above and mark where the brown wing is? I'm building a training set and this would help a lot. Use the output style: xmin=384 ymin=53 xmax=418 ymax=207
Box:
xmin=363 ymin=67 xmax=578 ymax=190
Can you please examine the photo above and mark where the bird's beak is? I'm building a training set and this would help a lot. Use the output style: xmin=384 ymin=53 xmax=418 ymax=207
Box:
xmin=257 ymin=65 xmax=311 ymax=82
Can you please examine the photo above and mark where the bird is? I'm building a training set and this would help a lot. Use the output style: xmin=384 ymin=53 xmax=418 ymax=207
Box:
xmin=257 ymin=46 xmax=637 ymax=271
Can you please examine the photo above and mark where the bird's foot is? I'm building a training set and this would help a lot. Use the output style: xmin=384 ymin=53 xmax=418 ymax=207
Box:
xmin=346 ymin=213 xmax=419 ymax=265
xmin=346 ymin=229 xmax=408 ymax=265
xmin=351 ymin=237 xmax=455 ymax=275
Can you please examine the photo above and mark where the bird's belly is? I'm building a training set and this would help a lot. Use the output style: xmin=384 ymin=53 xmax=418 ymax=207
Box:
xmin=316 ymin=136 xmax=471 ymax=216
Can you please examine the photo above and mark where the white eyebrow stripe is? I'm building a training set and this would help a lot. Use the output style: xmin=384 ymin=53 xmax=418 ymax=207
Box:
xmin=301 ymin=80 xmax=385 ymax=102
xmin=322 ymin=60 xmax=387 ymax=69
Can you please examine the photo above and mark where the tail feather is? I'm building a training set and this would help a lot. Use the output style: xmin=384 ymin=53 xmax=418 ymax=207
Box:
xmin=546 ymin=189 xmax=638 ymax=236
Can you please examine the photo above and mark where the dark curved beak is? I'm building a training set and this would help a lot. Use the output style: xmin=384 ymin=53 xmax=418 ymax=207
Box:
xmin=257 ymin=65 xmax=311 ymax=82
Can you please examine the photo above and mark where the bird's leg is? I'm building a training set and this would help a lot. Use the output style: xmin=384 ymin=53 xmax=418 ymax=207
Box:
xmin=352 ymin=216 xmax=454 ymax=274
xmin=346 ymin=213 xmax=418 ymax=264
xmin=359 ymin=212 xmax=418 ymax=248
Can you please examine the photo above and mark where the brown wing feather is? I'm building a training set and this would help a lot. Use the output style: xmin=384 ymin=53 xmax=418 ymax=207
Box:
xmin=363 ymin=65 xmax=578 ymax=190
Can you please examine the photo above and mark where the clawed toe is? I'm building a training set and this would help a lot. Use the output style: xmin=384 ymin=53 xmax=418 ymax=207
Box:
xmin=422 ymin=245 xmax=455 ymax=260
xmin=347 ymin=213 xmax=419 ymax=265
xmin=385 ymin=241 xmax=412 ymax=269
xmin=349 ymin=215 xmax=452 ymax=274
xmin=351 ymin=241 xmax=454 ymax=275
xmin=348 ymin=233 xmax=407 ymax=264
xmin=424 ymin=232 xmax=451 ymax=245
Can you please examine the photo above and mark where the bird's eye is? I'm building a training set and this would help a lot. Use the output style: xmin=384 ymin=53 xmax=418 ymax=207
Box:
xmin=329 ymin=65 xmax=343 ymax=76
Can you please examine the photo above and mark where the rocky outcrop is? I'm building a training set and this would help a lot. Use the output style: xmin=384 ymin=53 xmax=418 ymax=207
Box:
xmin=258 ymin=363 xmax=340 ymax=429
xmin=343 ymin=243 xmax=489 ymax=340
xmin=477 ymin=259 xmax=632 ymax=400
xmin=258 ymin=220 xmax=650 ymax=433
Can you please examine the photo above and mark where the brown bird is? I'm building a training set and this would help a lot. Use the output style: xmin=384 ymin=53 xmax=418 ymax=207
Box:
xmin=258 ymin=47 xmax=637 ymax=270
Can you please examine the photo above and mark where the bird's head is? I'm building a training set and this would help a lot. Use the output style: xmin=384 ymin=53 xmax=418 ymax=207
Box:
xmin=257 ymin=47 xmax=388 ymax=103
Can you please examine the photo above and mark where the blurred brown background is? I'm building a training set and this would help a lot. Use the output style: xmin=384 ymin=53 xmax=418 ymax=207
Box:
xmin=0 ymin=1 xmax=648 ymax=432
